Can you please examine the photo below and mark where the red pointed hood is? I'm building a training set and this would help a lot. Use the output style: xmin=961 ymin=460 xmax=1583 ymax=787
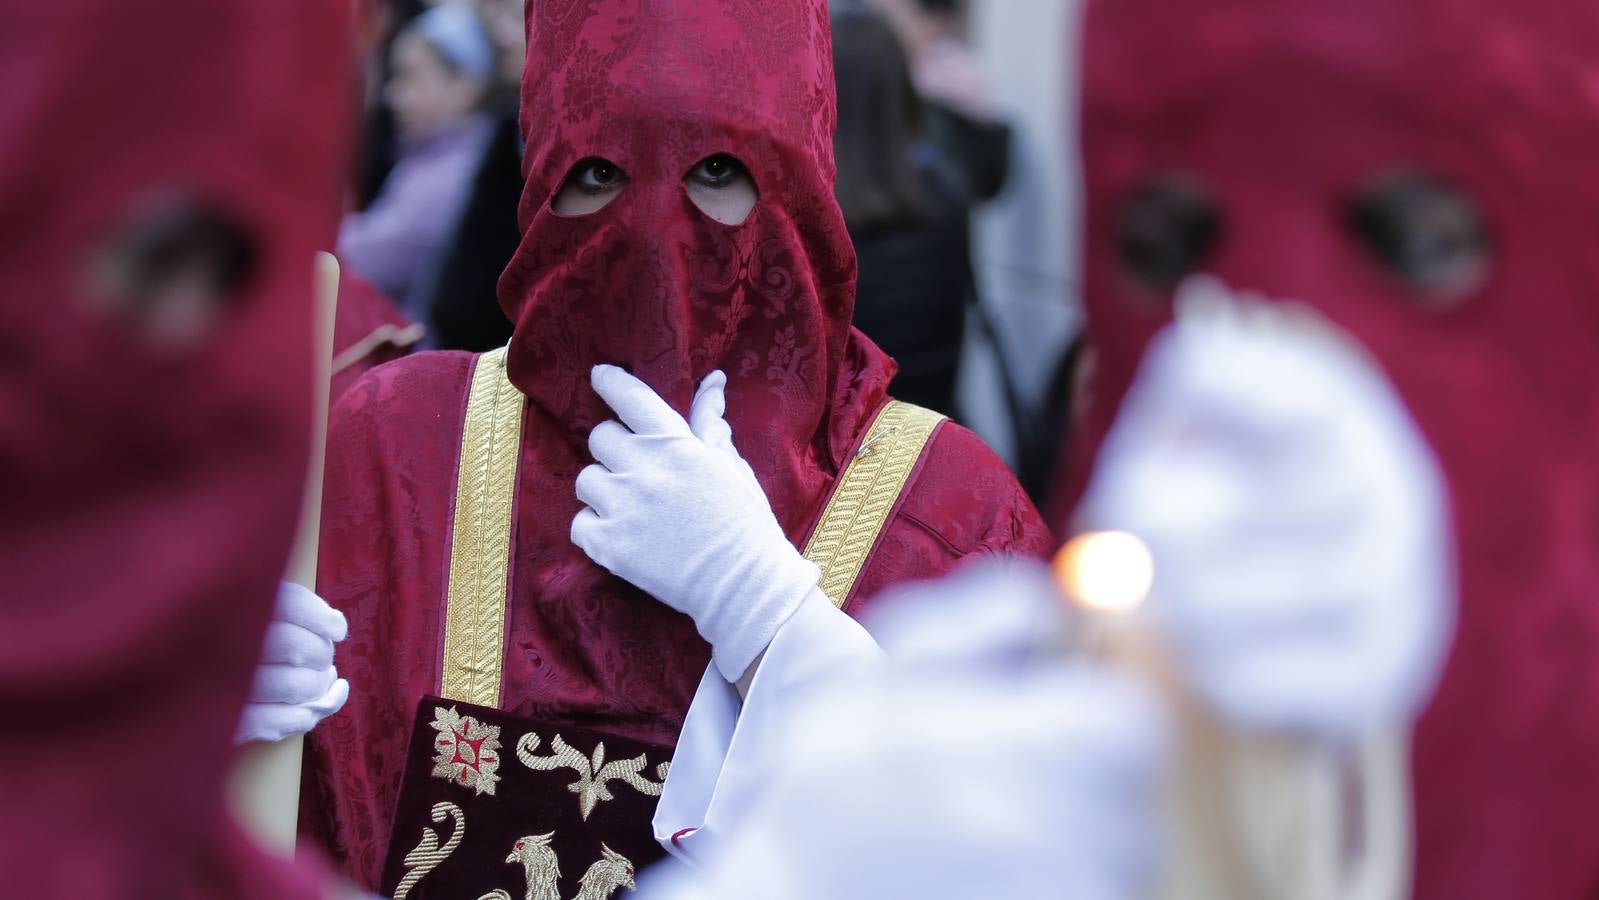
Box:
xmin=500 ymin=0 xmax=895 ymax=487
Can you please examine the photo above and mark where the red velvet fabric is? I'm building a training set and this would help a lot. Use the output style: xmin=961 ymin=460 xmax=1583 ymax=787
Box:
xmin=331 ymin=269 xmax=420 ymax=401
xmin=0 ymin=2 xmax=350 ymax=898
xmin=376 ymin=700 xmax=672 ymax=899
xmin=1066 ymin=3 xmax=1599 ymax=896
xmin=303 ymin=4 xmax=1052 ymax=888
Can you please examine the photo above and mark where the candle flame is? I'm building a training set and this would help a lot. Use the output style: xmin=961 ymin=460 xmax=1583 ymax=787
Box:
xmin=1053 ymin=530 xmax=1154 ymax=614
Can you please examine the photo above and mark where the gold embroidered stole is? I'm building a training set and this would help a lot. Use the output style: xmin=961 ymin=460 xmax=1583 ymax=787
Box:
xmin=802 ymin=400 xmax=946 ymax=607
xmin=438 ymin=348 xmax=945 ymax=707
xmin=439 ymin=347 xmax=524 ymax=707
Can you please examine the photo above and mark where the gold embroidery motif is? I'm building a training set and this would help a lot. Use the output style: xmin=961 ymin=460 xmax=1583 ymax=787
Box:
xmin=575 ymin=844 xmax=637 ymax=899
xmin=515 ymin=732 xmax=668 ymax=820
xmin=429 ymin=705 xmax=504 ymax=796
xmin=502 ymin=832 xmax=561 ymax=900
xmin=485 ymin=835 xmax=636 ymax=900
xmin=804 ymin=401 xmax=946 ymax=607
xmin=441 ymin=346 xmax=525 ymax=707
xmin=392 ymin=801 xmax=466 ymax=900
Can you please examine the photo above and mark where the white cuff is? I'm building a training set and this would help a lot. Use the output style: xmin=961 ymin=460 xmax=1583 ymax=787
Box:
xmin=654 ymin=588 xmax=884 ymax=864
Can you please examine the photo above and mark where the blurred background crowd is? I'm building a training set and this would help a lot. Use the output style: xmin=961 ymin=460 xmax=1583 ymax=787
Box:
xmin=342 ymin=0 xmax=1074 ymax=498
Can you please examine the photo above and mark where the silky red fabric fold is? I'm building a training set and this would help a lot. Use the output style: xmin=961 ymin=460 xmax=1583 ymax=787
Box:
xmin=1066 ymin=3 xmax=1599 ymax=896
xmin=0 ymin=1 xmax=351 ymax=897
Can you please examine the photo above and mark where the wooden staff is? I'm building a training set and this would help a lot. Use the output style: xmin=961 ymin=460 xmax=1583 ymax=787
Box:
xmin=231 ymin=251 xmax=342 ymax=854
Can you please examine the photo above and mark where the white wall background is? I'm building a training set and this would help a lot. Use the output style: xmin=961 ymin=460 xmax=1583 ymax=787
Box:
xmin=955 ymin=0 xmax=1083 ymax=465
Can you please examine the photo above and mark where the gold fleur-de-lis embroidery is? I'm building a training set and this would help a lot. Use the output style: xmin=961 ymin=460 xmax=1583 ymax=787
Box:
xmin=515 ymin=731 xmax=670 ymax=820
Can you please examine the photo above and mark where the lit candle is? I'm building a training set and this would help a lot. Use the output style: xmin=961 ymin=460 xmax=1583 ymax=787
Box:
xmin=1053 ymin=530 xmax=1155 ymax=614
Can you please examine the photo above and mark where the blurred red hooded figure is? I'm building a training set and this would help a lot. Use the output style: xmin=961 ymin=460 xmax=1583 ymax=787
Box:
xmin=1066 ymin=1 xmax=1599 ymax=896
xmin=0 ymin=1 xmax=351 ymax=898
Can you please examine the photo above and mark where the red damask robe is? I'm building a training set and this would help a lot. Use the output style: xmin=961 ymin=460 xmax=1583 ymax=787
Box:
xmin=301 ymin=351 xmax=1053 ymax=890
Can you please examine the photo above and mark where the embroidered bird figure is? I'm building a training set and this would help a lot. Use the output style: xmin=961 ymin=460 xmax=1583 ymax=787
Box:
xmin=501 ymin=832 xmax=561 ymax=900
xmin=484 ymin=837 xmax=636 ymax=900
xmin=573 ymin=844 xmax=637 ymax=900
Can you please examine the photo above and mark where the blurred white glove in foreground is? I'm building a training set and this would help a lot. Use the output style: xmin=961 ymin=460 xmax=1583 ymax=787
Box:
xmin=572 ymin=366 xmax=826 ymax=682
xmin=235 ymin=581 xmax=350 ymax=744
xmin=1078 ymin=276 xmax=1454 ymax=739
xmin=640 ymin=562 xmax=1171 ymax=900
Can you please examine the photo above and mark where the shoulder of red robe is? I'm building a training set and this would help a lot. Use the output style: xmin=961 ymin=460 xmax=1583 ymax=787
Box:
xmin=893 ymin=421 xmax=1053 ymax=558
xmin=330 ymin=350 xmax=479 ymax=431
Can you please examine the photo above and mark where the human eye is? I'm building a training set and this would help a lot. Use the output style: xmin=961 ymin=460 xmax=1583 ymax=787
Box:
xmin=687 ymin=154 xmax=749 ymax=188
xmin=552 ymin=157 xmax=629 ymax=215
xmin=570 ymin=158 xmax=628 ymax=194
xmin=684 ymin=154 xmax=757 ymax=225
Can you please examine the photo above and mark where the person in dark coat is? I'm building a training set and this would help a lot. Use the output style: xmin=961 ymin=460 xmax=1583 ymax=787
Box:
xmin=831 ymin=7 xmax=972 ymax=417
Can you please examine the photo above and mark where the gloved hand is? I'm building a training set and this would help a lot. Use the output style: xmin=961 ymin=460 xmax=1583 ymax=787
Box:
xmin=235 ymin=581 xmax=351 ymax=744
xmin=572 ymin=365 xmax=823 ymax=683
xmin=1077 ymin=276 xmax=1453 ymax=740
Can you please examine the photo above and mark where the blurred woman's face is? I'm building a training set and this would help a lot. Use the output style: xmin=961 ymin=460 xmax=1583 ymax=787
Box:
xmin=386 ymin=32 xmax=483 ymax=140
xmin=472 ymin=0 xmax=526 ymax=85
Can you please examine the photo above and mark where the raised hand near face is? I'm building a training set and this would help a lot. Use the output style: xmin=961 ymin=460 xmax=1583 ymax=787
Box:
xmin=572 ymin=366 xmax=826 ymax=682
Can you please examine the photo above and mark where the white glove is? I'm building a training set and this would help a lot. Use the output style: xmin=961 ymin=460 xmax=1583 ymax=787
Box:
xmin=572 ymin=366 xmax=823 ymax=682
xmin=1078 ymin=275 xmax=1453 ymax=739
xmin=235 ymin=581 xmax=351 ymax=744
xmin=640 ymin=562 xmax=1170 ymax=900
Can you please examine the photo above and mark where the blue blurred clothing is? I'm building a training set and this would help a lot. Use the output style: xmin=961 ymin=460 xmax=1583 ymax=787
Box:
xmin=337 ymin=113 xmax=493 ymax=316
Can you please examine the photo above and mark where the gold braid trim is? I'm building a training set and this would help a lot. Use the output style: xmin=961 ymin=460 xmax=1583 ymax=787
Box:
xmin=440 ymin=347 xmax=524 ymax=707
xmin=804 ymin=401 xmax=946 ymax=608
